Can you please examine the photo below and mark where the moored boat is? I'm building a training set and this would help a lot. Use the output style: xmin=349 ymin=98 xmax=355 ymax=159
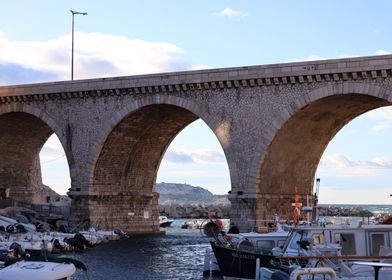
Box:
xmin=159 ymin=216 xmax=174 ymax=227
xmin=210 ymin=226 xmax=289 ymax=279
xmin=0 ymin=260 xmax=76 ymax=280
xmin=212 ymin=222 xmax=392 ymax=279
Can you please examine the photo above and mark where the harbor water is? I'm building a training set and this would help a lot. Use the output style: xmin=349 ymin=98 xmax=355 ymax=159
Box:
xmin=70 ymin=205 xmax=392 ymax=280
xmin=71 ymin=219 xmax=222 ymax=280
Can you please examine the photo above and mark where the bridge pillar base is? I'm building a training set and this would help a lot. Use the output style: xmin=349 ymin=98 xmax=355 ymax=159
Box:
xmin=70 ymin=192 xmax=160 ymax=235
xmin=229 ymin=197 xmax=257 ymax=232
xmin=230 ymin=193 xmax=310 ymax=232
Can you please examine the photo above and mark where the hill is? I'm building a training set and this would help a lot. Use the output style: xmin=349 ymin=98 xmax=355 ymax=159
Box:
xmin=157 ymin=182 xmax=229 ymax=205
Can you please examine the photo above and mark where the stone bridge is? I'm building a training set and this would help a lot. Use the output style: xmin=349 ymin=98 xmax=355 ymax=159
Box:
xmin=0 ymin=55 xmax=391 ymax=233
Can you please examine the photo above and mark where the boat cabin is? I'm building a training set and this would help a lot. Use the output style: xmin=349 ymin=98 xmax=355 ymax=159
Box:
xmin=227 ymin=230 xmax=289 ymax=254
xmin=281 ymin=224 xmax=392 ymax=257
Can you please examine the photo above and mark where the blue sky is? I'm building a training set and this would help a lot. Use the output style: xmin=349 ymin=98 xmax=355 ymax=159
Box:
xmin=1 ymin=1 xmax=392 ymax=204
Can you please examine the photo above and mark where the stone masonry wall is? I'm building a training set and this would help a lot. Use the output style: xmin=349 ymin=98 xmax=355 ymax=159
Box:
xmin=0 ymin=55 xmax=392 ymax=232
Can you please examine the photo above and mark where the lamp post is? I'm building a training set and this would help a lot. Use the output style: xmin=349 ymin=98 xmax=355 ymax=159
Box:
xmin=70 ymin=10 xmax=87 ymax=80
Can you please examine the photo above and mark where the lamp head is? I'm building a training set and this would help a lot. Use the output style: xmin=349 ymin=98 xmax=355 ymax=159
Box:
xmin=70 ymin=10 xmax=88 ymax=15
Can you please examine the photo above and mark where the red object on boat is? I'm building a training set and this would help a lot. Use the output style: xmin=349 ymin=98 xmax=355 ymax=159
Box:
xmin=293 ymin=187 xmax=300 ymax=225
xmin=214 ymin=219 xmax=223 ymax=230
xmin=382 ymin=216 xmax=392 ymax=224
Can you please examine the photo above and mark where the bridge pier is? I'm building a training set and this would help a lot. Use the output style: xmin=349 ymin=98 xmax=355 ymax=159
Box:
xmin=70 ymin=192 xmax=161 ymax=235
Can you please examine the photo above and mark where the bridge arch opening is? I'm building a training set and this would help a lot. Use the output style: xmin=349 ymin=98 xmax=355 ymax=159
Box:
xmin=90 ymin=104 xmax=231 ymax=233
xmin=39 ymin=134 xmax=72 ymax=199
xmin=0 ymin=112 xmax=70 ymax=205
xmin=257 ymin=94 xmax=391 ymax=220
xmin=315 ymin=105 xmax=392 ymax=205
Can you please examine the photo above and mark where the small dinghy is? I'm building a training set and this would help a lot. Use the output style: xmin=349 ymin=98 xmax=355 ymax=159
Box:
xmin=0 ymin=260 xmax=76 ymax=280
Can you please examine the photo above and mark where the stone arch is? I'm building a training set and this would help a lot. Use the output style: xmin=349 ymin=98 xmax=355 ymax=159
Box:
xmin=85 ymin=95 xmax=232 ymax=232
xmin=0 ymin=104 xmax=70 ymax=204
xmin=253 ymin=81 xmax=392 ymax=220
xmin=86 ymin=95 xmax=231 ymax=192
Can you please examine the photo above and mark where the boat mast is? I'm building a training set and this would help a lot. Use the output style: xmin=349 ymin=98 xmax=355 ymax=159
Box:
xmin=314 ymin=178 xmax=320 ymax=223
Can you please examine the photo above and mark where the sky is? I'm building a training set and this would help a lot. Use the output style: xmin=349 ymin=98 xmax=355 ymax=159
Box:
xmin=1 ymin=1 xmax=392 ymax=204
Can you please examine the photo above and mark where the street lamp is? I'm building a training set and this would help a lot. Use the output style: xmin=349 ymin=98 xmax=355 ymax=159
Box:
xmin=70 ymin=10 xmax=87 ymax=80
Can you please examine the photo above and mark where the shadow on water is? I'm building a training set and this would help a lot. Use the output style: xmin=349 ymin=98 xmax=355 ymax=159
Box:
xmin=71 ymin=219 xmax=222 ymax=280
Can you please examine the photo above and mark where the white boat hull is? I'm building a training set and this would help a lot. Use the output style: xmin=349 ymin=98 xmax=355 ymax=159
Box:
xmin=0 ymin=261 xmax=76 ymax=280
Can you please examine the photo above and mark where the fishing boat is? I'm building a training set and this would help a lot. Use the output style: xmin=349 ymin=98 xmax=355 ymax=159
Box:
xmin=210 ymin=226 xmax=289 ymax=279
xmin=257 ymin=239 xmax=392 ymax=280
xmin=212 ymin=221 xmax=392 ymax=279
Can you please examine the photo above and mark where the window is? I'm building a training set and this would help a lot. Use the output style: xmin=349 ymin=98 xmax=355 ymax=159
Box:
xmin=256 ymin=240 xmax=275 ymax=252
xmin=312 ymin=234 xmax=324 ymax=244
xmin=340 ymin=233 xmax=356 ymax=255
xmin=288 ymin=232 xmax=302 ymax=250
xmin=371 ymin=233 xmax=386 ymax=256
xmin=277 ymin=240 xmax=286 ymax=248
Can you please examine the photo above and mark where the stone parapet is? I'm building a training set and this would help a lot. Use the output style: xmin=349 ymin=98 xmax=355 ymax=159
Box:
xmin=0 ymin=55 xmax=392 ymax=103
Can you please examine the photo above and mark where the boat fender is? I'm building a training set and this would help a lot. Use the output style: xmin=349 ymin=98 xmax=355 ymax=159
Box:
xmin=74 ymin=233 xmax=93 ymax=248
xmin=64 ymin=238 xmax=85 ymax=251
xmin=52 ymin=239 xmax=64 ymax=250
xmin=6 ymin=225 xmax=15 ymax=233
xmin=9 ymin=242 xmax=25 ymax=258
xmin=0 ymin=249 xmax=9 ymax=261
xmin=203 ymin=222 xmax=219 ymax=237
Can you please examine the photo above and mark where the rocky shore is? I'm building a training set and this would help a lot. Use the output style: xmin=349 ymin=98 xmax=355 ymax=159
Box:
xmin=159 ymin=204 xmax=376 ymax=219
xmin=159 ymin=203 xmax=230 ymax=219
xmin=317 ymin=205 xmax=374 ymax=217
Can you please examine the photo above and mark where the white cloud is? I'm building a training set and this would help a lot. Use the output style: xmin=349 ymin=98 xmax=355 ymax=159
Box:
xmin=39 ymin=134 xmax=65 ymax=162
xmin=318 ymin=154 xmax=392 ymax=178
xmin=191 ymin=64 xmax=214 ymax=70
xmin=191 ymin=149 xmax=225 ymax=163
xmin=162 ymin=170 xmax=227 ymax=178
xmin=366 ymin=107 xmax=392 ymax=121
xmin=0 ymin=32 xmax=201 ymax=83
xmin=319 ymin=186 xmax=392 ymax=204
xmin=321 ymin=153 xmax=392 ymax=169
xmin=375 ymin=49 xmax=390 ymax=55
xmin=370 ymin=122 xmax=390 ymax=134
xmin=321 ymin=154 xmax=353 ymax=168
xmin=163 ymin=151 xmax=194 ymax=164
xmin=217 ymin=7 xmax=248 ymax=18
xmin=163 ymin=149 xmax=225 ymax=164
xmin=287 ymin=55 xmax=330 ymax=63
xmin=288 ymin=50 xmax=390 ymax=64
